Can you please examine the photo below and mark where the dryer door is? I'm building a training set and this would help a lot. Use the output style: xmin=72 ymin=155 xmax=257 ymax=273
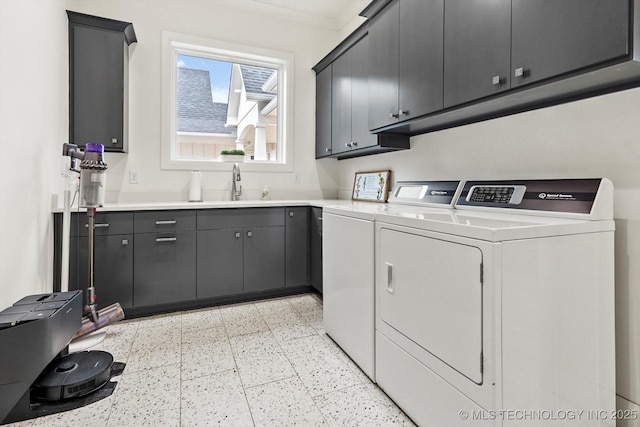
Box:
xmin=379 ymin=227 xmax=483 ymax=384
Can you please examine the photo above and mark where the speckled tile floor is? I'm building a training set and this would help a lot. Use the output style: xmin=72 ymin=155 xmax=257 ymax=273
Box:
xmin=6 ymin=293 xmax=415 ymax=427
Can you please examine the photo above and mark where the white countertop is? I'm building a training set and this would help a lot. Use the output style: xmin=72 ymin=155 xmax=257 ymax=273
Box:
xmin=53 ymin=199 xmax=359 ymax=213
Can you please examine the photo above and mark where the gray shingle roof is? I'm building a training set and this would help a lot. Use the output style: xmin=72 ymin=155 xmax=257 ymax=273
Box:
xmin=239 ymin=65 xmax=276 ymax=99
xmin=177 ymin=68 xmax=234 ymax=134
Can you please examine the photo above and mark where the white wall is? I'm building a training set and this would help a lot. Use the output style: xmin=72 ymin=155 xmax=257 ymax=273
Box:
xmin=67 ymin=0 xmax=342 ymax=203
xmin=0 ymin=0 xmax=70 ymax=309
xmin=334 ymin=88 xmax=640 ymax=419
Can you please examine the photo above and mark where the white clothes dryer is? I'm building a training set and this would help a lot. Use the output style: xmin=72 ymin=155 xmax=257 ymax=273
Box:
xmin=374 ymin=178 xmax=615 ymax=426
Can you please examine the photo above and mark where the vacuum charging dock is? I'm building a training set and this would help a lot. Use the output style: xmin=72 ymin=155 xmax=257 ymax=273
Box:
xmin=0 ymin=291 xmax=123 ymax=425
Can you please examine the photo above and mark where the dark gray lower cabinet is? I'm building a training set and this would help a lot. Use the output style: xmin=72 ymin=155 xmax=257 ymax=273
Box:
xmin=196 ymin=208 xmax=287 ymax=295
xmin=133 ymin=231 xmax=196 ymax=306
xmin=197 ymin=229 xmax=243 ymax=298
xmin=69 ymin=234 xmax=133 ymax=310
xmin=62 ymin=206 xmax=310 ymax=314
xmin=285 ymin=208 xmax=309 ymax=287
xmin=244 ymin=226 xmax=285 ymax=292
xmin=310 ymin=208 xmax=323 ymax=293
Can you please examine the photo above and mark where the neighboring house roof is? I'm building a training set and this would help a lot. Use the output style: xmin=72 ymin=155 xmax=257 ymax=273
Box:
xmin=239 ymin=65 xmax=277 ymax=101
xmin=177 ymin=68 xmax=235 ymax=135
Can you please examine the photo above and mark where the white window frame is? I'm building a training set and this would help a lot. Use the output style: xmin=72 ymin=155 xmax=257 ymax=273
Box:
xmin=161 ymin=31 xmax=294 ymax=172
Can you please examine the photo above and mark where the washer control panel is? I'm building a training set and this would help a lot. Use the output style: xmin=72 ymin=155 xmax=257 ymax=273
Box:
xmin=466 ymin=185 xmax=526 ymax=205
xmin=388 ymin=181 xmax=462 ymax=207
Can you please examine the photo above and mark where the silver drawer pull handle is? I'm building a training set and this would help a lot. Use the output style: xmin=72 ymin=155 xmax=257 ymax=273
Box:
xmin=289 ymin=212 xmax=294 ymax=217
xmin=514 ymin=67 xmax=525 ymax=78
xmin=156 ymin=237 xmax=177 ymax=242
xmin=155 ymin=220 xmax=177 ymax=225
xmin=235 ymin=232 xmax=241 ymax=238
xmin=492 ymin=75 xmax=501 ymax=85
xmin=86 ymin=223 xmax=110 ymax=228
xmin=247 ymin=231 xmax=253 ymax=237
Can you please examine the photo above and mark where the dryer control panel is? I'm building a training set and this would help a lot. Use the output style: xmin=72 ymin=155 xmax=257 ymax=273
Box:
xmin=456 ymin=178 xmax=613 ymax=220
xmin=466 ymin=185 xmax=526 ymax=205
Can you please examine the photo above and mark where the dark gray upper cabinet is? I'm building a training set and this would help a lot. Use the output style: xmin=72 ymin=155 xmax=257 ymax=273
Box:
xmin=368 ymin=0 xmax=444 ymax=130
xmin=331 ymin=49 xmax=352 ymax=155
xmin=510 ymin=0 xmax=629 ymax=88
xmin=315 ymin=65 xmax=333 ymax=158
xmin=313 ymin=23 xmax=410 ymax=160
xmin=332 ymin=36 xmax=377 ymax=155
xmin=357 ymin=0 xmax=639 ymax=136
xmin=444 ymin=0 xmax=512 ymax=107
xmin=368 ymin=0 xmax=400 ymax=131
xmin=67 ymin=11 xmax=136 ymax=153
xmin=350 ymin=36 xmax=378 ymax=150
xmin=398 ymin=0 xmax=444 ymax=121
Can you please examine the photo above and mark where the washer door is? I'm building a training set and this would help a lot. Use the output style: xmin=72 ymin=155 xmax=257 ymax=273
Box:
xmin=379 ymin=228 xmax=483 ymax=384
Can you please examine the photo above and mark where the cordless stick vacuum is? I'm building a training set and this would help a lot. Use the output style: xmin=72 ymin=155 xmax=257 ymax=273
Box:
xmin=62 ymin=143 xmax=125 ymax=338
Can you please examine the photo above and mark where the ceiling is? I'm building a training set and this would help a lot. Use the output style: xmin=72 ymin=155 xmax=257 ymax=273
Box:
xmin=230 ymin=0 xmax=371 ymax=30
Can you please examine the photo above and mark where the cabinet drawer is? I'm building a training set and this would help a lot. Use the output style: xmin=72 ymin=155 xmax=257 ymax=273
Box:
xmin=71 ymin=212 xmax=133 ymax=237
xmin=134 ymin=210 xmax=196 ymax=234
xmin=197 ymin=208 xmax=285 ymax=230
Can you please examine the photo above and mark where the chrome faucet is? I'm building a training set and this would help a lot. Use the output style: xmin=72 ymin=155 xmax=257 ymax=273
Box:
xmin=231 ymin=162 xmax=242 ymax=200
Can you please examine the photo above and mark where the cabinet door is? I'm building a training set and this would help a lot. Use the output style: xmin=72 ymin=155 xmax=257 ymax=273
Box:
xmin=197 ymin=229 xmax=243 ymax=298
xmin=511 ymin=0 xmax=629 ymax=88
xmin=368 ymin=0 xmax=400 ymax=130
xmin=69 ymin=234 xmax=133 ymax=310
xmin=350 ymin=36 xmax=377 ymax=150
xmin=444 ymin=0 xmax=511 ymax=107
xmin=310 ymin=207 xmax=323 ymax=293
xmin=244 ymin=227 xmax=285 ymax=292
xmin=72 ymin=25 xmax=125 ymax=151
xmin=133 ymin=231 xmax=196 ymax=306
xmin=285 ymin=208 xmax=309 ymax=287
xmin=398 ymin=0 xmax=444 ymax=119
xmin=310 ymin=224 xmax=323 ymax=293
xmin=331 ymin=50 xmax=352 ymax=154
xmin=315 ymin=65 xmax=333 ymax=158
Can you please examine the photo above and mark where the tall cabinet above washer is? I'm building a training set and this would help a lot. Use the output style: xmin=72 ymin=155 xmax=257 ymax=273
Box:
xmin=67 ymin=11 xmax=137 ymax=153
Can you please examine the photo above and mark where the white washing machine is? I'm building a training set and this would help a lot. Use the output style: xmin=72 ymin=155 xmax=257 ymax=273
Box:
xmin=323 ymin=181 xmax=462 ymax=381
xmin=374 ymin=179 xmax=616 ymax=426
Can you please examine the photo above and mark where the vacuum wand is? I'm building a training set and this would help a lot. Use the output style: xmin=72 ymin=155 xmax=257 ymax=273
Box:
xmin=85 ymin=208 xmax=99 ymax=323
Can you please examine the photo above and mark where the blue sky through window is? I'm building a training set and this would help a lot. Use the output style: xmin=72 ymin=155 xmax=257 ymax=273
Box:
xmin=177 ymin=54 xmax=232 ymax=103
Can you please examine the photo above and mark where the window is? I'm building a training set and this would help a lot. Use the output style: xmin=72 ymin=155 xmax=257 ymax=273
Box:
xmin=162 ymin=32 xmax=294 ymax=172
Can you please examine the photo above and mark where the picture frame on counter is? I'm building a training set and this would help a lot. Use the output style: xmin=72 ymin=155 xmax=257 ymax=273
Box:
xmin=352 ymin=170 xmax=391 ymax=202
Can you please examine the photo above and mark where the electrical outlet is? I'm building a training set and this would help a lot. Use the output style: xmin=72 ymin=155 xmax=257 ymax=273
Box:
xmin=129 ymin=171 xmax=139 ymax=184
xmin=294 ymin=172 xmax=301 ymax=184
